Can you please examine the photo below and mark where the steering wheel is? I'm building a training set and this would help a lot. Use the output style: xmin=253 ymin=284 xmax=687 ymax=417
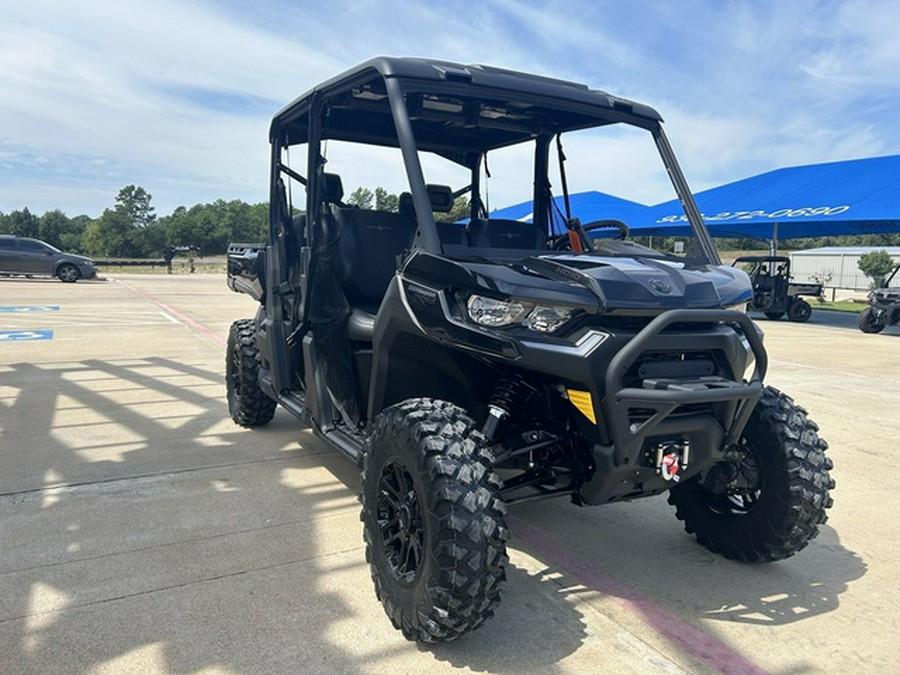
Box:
xmin=551 ymin=219 xmax=630 ymax=250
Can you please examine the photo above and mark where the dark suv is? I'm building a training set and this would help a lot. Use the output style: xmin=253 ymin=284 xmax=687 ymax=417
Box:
xmin=0 ymin=235 xmax=97 ymax=282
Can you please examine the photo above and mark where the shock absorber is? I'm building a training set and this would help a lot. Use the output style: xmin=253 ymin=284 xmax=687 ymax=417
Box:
xmin=482 ymin=373 xmax=525 ymax=441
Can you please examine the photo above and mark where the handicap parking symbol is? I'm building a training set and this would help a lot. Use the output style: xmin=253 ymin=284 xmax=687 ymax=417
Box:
xmin=0 ymin=330 xmax=54 ymax=342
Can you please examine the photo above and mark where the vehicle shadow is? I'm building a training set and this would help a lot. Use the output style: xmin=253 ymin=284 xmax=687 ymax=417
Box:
xmin=424 ymin=561 xmax=589 ymax=673
xmin=500 ymin=495 xmax=865 ymax=669
xmin=0 ymin=357 xmax=367 ymax=674
xmin=2 ymin=354 xmax=864 ymax=673
xmin=0 ymin=355 xmax=593 ymax=673
xmin=314 ymin=445 xmax=592 ymax=672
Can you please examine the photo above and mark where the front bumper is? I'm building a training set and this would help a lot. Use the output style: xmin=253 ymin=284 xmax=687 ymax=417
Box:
xmin=402 ymin=281 xmax=767 ymax=503
xmin=579 ymin=309 xmax=765 ymax=504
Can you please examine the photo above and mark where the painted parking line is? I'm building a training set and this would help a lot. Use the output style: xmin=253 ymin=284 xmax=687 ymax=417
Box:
xmin=0 ymin=329 xmax=54 ymax=341
xmin=0 ymin=305 xmax=60 ymax=312
xmin=116 ymin=279 xmax=226 ymax=348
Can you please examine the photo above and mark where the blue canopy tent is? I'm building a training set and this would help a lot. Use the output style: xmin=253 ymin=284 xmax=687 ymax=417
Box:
xmin=628 ymin=155 xmax=900 ymax=248
xmin=488 ymin=190 xmax=649 ymax=235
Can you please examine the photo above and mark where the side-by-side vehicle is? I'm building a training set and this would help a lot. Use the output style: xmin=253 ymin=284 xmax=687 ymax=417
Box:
xmin=226 ymin=58 xmax=834 ymax=642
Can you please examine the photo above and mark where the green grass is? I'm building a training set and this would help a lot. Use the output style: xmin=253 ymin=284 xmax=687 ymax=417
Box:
xmin=97 ymin=262 xmax=227 ymax=275
xmin=813 ymin=300 xmax=867 ymax=313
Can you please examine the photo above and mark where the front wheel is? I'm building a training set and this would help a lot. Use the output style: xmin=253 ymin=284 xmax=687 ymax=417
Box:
xmin=361 ymin=398 xmax=508 ymax=642
xmin=226 ymin=318 xmax=276 ymax=427
xmin=857 ymin=308 xmax=884 ymax=333
xmin=764 ymin=311 xmax=784 ymax=320
xmin=57 ymin=263 xmax=81 ymax=283
xmin=788 ymin=299 xmax=812 ymax=322
xmin=668 ymin=386 xmax=834 ymax=562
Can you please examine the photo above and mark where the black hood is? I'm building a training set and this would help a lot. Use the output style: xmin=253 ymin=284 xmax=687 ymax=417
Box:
xmin=516 ymin=254 xmax=754 ymax=311
xmin=404 ymin=250 xmax=753 ymax=313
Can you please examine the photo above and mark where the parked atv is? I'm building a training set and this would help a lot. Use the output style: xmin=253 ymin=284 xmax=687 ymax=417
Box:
xmin=226 ymin=57 xmax=834 ymax=642
xmin=732 ymin=255 xmax=822 ymax=322
xmin=858 ymin=264 xmax=900 ymax=333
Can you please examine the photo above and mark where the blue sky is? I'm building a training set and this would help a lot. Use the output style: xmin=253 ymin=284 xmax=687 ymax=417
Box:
xmin=2 ymin=0 xmax=899 ymax=218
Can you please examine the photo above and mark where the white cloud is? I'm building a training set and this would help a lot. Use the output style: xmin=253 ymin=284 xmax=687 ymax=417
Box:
xmin=1 ymin=0 xmax=898 ymax=218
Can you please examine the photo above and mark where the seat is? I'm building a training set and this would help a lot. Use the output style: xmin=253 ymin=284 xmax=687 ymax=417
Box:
xmin=466 ymin=218 xmax=547 ymax=249
xmin=436 ymin=221 xmax=468 ymax=245
xmin=334 ymin=208 xmax=417 ymax=334
xmin=347 ymin=308 xmax=376 ymax=341
xmin=399 ymin=187 xmax=468 ymax=246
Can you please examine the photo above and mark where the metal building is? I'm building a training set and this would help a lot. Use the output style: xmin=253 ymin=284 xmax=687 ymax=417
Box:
xmin=790 ymin=246 xmax=900 ymax=290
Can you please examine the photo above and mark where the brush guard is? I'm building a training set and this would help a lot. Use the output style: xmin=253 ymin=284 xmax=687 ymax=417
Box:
xmin=604 ymin=309 xmax=767 ymax=467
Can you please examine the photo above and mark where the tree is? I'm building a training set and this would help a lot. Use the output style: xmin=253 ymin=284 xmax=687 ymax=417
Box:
xmin=247 ymin=202 xmax=269 ymax=241
xmin=128 ymin=220 xmax=168 ymax=258
xmin=116 ymin=185 xmax=156 ymax=228
xmin=4 ymin=192 xmax=270 ymax=257
xmin=6 ymin=208 xmax=40 ymax=238
xmin=80 ymin=219 xmax=104 ymax=257
xmin=60 ymin=215 xmax=91 ymax=253
xmin=439 ymin=197 xmax=470 ymax=223
xmin=83 ymin=208 xmax=132 ymax=257
xmin=39 ymin=209 xmax=78 ymax=249
xmin=858 ymin=249 xmax=897 ymax=288
xmin=374 ymin=187 xmax=399 ymax=212
xmin=347 ymin=187 xmax=374 ymax=209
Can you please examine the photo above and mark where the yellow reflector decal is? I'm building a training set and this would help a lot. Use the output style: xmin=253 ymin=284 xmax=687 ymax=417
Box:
xmin=566 ymin=389 xmax=596 ymax=424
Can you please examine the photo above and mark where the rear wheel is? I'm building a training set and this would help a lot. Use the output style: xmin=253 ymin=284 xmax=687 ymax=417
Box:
xmin=361 ymin=398 xmax=508 ymax=642
xmin=857 ymin=308 xmax=884 ymax=333
xmin=668 ymin=386 xmax=834 ymax=562
xmin=57 ymin=264 xmax=80 ymax=283
xmin=226 ymin=319 xmax=276 ymax=427
xmin=764 ymin=311 xmax=784 ymax=320
xmin=788 ymin=299 xmax=812 ymax=322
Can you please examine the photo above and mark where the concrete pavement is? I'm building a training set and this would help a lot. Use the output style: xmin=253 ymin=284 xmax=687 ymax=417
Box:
xmin=0 ymin=274 xmax=897 ymax=674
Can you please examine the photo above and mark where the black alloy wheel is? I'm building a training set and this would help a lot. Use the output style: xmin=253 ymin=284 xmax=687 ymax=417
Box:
xmin=376 ymin=460 xmax=425 ymax=584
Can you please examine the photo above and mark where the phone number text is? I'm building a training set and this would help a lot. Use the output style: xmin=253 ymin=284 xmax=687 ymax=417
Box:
xmin=656 ymin=205 xmax=850 ymax=223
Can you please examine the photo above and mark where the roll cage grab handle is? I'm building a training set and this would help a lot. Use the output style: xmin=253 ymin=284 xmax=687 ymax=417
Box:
xmin=385 ymin=77 xmax=443 ymax=254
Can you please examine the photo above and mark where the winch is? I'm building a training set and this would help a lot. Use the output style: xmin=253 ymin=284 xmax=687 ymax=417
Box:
xmin=654 ymin=440 xmax=690 ymax=482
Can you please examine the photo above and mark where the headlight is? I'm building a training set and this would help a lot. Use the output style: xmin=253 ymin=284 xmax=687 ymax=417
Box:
xmin=466 ymin=295 xmax=574 ymax=332
xmin=526 ymin=305 xmax=573 ymax=332
xmin=466 ymin=296 xmax=531 ymax=327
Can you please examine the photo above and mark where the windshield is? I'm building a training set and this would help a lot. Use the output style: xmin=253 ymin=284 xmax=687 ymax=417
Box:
xmin=408 ymin=122 xmax=714 ymax=265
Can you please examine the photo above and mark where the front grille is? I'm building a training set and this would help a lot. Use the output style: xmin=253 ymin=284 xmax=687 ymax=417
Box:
xmin=628 ymin=403 xmax=713 ymax=426
xmin=622 ymin=351 xmax=719 ymax=389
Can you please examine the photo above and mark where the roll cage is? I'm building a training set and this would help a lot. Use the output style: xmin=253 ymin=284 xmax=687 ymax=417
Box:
xmin=268 ymin=57 xmax=717 ymax=259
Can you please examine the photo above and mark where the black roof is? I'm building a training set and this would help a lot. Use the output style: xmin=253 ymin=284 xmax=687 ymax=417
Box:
xmin=271 ymin=57 xmax=662 ymax=163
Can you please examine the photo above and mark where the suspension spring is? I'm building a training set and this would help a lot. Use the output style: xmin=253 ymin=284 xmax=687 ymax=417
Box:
xmin=482 ymin=373 xmax=525 ymax=440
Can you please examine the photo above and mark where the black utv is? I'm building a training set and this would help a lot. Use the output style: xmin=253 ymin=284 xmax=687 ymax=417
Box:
xmin=226 ymin=57 xmax=834 ymax=642
xmin=732 ymin=255 xmax=822 ymax=322
xmin=858 ymin=264 xmax=900 ymax=333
